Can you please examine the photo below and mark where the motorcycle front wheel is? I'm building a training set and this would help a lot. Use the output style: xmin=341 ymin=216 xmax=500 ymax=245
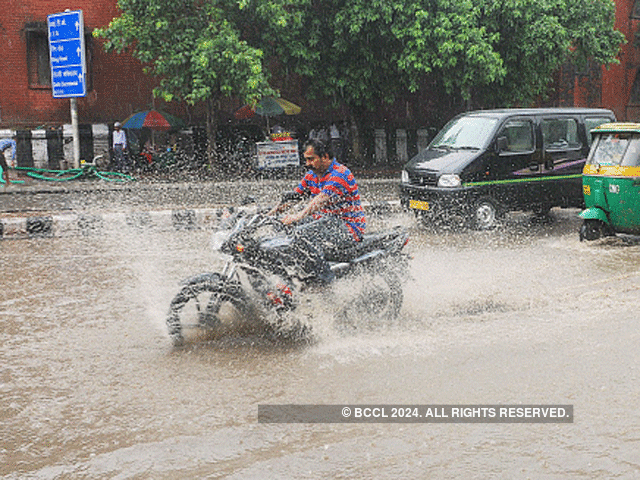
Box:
xmin=166 ymin=273 xmax=250 ymax=346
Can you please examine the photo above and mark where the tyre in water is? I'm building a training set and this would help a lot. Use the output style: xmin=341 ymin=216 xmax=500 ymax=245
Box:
xmin=473 ymin=198 xmax=498 ymax=230
xmin=166 ymin=275 xmax=248 ymax=346
xmin=579 ymin=219 xmax=604 ymax=242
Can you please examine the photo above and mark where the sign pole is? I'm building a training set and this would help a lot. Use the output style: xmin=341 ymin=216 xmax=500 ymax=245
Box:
xmin=47 ymin=9 xmax=86 ymax=169
xmin=70 ymin=98 xmax=80 ymax=168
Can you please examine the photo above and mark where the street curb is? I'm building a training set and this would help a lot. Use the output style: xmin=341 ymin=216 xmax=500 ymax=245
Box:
xmin=0 ymin=201 xmax=401 ymax=240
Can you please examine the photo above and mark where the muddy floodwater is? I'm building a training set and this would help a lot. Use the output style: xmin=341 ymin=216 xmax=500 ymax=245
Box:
xmin=1 ymin=209 xmax=639 ymax=479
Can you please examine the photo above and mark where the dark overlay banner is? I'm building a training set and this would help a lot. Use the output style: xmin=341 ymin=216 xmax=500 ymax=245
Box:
xmin=258 ymin=404 xmax=574 ymax=424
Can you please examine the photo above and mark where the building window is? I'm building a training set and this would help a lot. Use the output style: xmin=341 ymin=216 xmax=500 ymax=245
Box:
xmin=26 ymin=25 xmax=51 ymax=88
xmin=633 ymin=0 xmax=640 ymax=19
xmin=25 ymin=22 xmax=93 ymax=91
xmin=631 ymin=68 xmax=640 ymax=104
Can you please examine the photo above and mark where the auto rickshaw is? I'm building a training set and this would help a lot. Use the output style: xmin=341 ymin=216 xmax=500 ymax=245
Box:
xmin=579 ymin=123 xmax=640 ymax=241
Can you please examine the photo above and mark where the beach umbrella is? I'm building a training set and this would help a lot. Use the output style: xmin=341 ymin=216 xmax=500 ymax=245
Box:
xmin=256 ymin=97 xmax=301 ymax=116
xmin=234 ymin=97 xmax=301 ymax=119
xmin=234 ymin=97 xmax=301 ymax=132
xmin=121 ymin=110 xmax=186 ymax=131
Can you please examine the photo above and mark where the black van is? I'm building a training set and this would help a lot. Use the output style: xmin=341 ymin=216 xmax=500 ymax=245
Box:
xmin=399 ymin=108 xmax=616 ymax=228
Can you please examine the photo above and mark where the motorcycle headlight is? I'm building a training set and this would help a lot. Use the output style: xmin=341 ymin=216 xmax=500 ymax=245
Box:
xmin=211 ymin=230 xmax=231 ymax=251
xmin=401 ymin=170 xmax=409 ymax=184
xmin=437 ymin=174 xmax=461 ymax=188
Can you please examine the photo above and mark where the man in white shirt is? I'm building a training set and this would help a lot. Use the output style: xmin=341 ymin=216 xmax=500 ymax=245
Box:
xmin=112 ymin=122 xmax=128 ymax=172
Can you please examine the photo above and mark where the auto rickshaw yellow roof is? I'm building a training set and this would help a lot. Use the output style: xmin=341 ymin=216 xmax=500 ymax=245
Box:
xmin=591 ymin=122 xmax=640 ymax=134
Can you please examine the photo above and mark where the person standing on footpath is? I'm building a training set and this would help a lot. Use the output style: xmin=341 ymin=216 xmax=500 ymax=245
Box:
xmin=0 ymin=147 xmax=10 ymax=184
xmin=0 ymin=137 xmax=16 ymax=184
xmin=112 ymin=122 xmax=128 ymax=172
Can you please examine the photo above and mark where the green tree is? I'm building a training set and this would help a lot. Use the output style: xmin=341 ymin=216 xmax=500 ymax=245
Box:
xmin=474 ymin=0 xmax=625 ymax=107
xmin=94 ymin=0 xmax=285 ymax=165
xmin=258 ymin=0 xmax=623 ymax=159
xmin=237 ymin=0 xmax=506 ymax=160
xmin=96 ymin=0 xmax=624 ymax=166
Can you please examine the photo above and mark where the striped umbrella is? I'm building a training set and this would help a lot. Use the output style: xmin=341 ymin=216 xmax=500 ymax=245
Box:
xmin=234 ymin=97 xmax=301 ymax=133
xmin=234 ymin=97 xmax=301 ymax=119
xmin=121 ymin=110 xmax=186 ymax=131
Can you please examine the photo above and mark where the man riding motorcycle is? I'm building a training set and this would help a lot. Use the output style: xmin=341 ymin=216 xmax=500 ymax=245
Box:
xmin=165 ymin=139 xmax=409 ymax=345
xmin=270 ymin=138 xmax=366 ymax=285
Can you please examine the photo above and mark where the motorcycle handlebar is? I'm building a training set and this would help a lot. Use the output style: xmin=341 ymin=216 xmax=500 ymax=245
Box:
xmin=237 ymin=212 xmax=293 ymax=235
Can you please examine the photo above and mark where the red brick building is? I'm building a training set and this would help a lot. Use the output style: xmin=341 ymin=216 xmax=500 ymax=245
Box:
xmin=0 ymin=0 xmax=163 ymax=128
xmin=606 ymin=0 xmax=640 ymax=120
xmin=2 ymin=0 xmax=639 ymax=128
xmin=568 ymin=0 xmax=640 ymax=121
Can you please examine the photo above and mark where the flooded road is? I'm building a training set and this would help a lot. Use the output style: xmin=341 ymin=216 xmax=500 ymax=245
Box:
xmin=2 ymin=209 xmax=639 ymax=479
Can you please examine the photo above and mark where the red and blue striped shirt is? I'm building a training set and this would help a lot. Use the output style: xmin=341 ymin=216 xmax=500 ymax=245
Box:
xmin=294 ymin=160 xmax=366 ymax=241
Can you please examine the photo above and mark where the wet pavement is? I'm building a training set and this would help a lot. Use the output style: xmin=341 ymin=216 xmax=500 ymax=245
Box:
xmin=0 ymin=172 xmax=400 ymax=239
xmin=0 ymin=171 xmax=400 ymax=216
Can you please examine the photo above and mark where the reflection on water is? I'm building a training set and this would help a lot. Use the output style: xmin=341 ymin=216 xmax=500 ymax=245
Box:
xmin=2 ymin=211 xmax=640 ymax=478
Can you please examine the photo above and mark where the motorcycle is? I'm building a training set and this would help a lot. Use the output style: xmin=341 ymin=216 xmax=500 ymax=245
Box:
xmin=166 ymin=207 xmax=410 ymax=346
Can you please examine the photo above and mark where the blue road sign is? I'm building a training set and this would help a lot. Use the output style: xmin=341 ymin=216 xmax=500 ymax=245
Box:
xmin=47 ymin=10 xmax=86 ymax=98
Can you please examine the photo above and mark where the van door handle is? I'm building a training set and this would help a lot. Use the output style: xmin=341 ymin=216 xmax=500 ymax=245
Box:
xmin=529 ymin=163 xmax=539 ymax=171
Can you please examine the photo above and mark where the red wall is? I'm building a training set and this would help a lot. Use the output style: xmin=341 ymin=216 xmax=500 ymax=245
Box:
xmin=0 ymin=1 xmax=162 ymax=128
xmin=600 ymin=0 xmax=639 ymax=121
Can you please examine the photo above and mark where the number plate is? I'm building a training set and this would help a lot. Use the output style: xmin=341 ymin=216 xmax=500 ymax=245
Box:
xmin=409 ymin=199 xmax=430 ymax=211
xmin=583 ymin=185 xmax=591 ymax=196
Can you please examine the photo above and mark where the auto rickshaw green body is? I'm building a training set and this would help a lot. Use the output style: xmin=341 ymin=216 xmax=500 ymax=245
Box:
xmin=580 ymin=123 xmax=640 ymax=240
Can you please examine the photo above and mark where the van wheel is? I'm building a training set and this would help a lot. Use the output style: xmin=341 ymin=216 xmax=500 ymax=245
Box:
xmin=579 ymin=220 xmax=604 ymax=242
xmin=603 ymin=225 xmax=616 ymax=237
xmin=532 ymin=204 xmax=551 ymax=217
xmin=472 ymin=198 xmax=499 ymax=230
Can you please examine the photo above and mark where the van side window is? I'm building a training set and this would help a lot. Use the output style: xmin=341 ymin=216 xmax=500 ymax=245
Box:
xmin=497 ymin=119 xmax=534 ymax=153
xmin=542 ymin=118 xmax=581 ymax=150
xmin=584 ymin=117 xmax=614 ymax=146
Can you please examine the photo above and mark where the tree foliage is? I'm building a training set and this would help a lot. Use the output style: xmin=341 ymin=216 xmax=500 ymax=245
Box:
xmin=95 ymin=0 xmax=625 ymax=158
xmin=95 ymin=0 xmax=314 ymax=164
xmin=94 ymin=0 xmax=275 ymax=106
xmin=298 ymin=0 xmax=505 ymax=107
xmin=473 ymin=0 xmax=626 ymax=107
xmin=264 ymin=0 xmax=624 ymax=113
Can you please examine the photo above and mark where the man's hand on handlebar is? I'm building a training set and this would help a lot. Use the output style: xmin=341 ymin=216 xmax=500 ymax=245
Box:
xmin=268 ymin=191 xmax=305 ymax=217
xmin=280 ymin=211 xmax=305 ymax=225
xmin=267 ymin=202 xmax=288 ymax=217
xmin=268 ymin=190 xmax=330 ymax=226
xmin=266 ymin=203 xmax=302 ymax=225
xmin=278 ymin=192 xmax=331 ymax=226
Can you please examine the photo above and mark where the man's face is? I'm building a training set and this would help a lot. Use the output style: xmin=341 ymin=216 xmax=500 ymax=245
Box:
xmin=303 ymin=146 xmax=329 ymax=174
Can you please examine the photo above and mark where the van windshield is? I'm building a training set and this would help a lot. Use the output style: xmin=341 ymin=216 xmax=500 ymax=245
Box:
xmin=430 ymin=116 xmax=498 ymax=150
xmin=588 ymin=133 xmax=640 ymax=167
